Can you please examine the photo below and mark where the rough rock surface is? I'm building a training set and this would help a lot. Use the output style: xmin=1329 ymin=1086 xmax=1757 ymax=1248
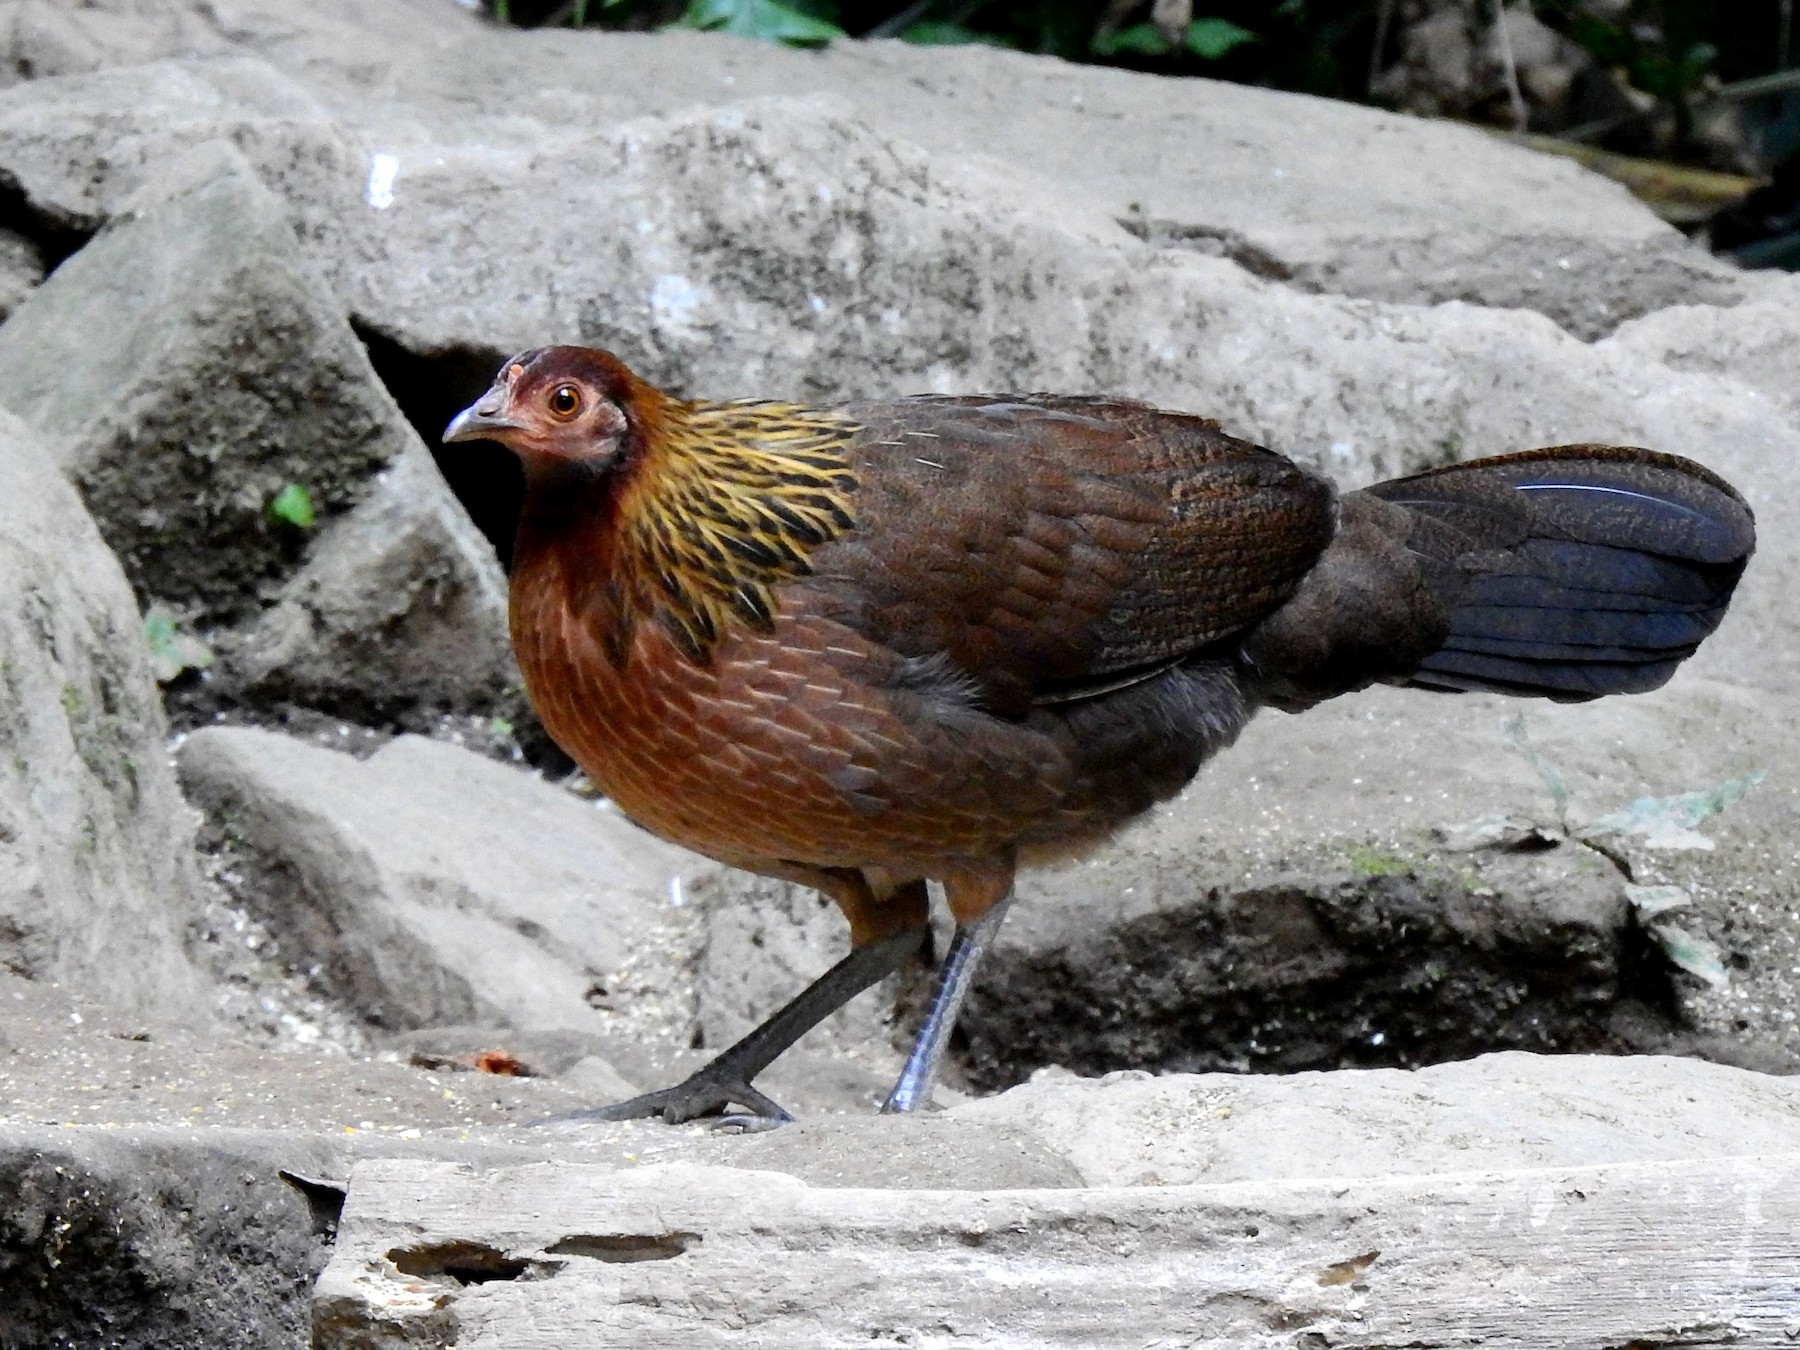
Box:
xmin=5 ymin=960 xmax=1799 ymax=1348
xmin=0 ymin=142 xmax=398 ymax=626
xmin=0 ymin=1127 xmax=336 ymax=1350
xmin=0 ymin=136 xmax=522 ymax=727
xmin=958 ymin=1051 xmax=1800 ymax=1186
xmin=228 ymin=444 xmax=522 ymax=730
xmin=964 ymin=822 xmax=1642 ymax=1087
xmin=314 ymin=1151 xmax=1800 ymax=1348
xmin=0 ymin=227 xmax=41 ymax=319
xmin=0 ymin=409 xmax=211 ymax=1021
xmin=0 ymin=0 xmax=1745 ymax=340
xmin=176 ymin=726 xmax=716 ymax=1036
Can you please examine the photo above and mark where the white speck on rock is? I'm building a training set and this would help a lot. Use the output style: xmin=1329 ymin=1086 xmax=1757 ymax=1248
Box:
xmin=366 ymin=153 xmax=399 ymax=210
xmin=1529 ymin=1184 xmax=1555 ymax=1227
xmin=651 ymin=274 xmax=709 ymax=337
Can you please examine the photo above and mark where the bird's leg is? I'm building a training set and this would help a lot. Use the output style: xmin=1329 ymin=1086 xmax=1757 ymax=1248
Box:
xmin=550 ymin=870 xmax=929 ymax=1130
xmin=882 ymin=860 xmax=1016 ymax=1115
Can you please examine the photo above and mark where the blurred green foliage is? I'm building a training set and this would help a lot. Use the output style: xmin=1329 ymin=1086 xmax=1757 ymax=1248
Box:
xmin=268 ymin=483 xmax=317 ymax=530
xmin=494 ymin=0 xmax=1387 ymax=86
xmin=486 ymin=1 xmax=1793 ymax=124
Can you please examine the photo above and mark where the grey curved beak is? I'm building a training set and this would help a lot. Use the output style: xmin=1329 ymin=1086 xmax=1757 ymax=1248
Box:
xmin=443 ymin=398 xmax=521 ymax=444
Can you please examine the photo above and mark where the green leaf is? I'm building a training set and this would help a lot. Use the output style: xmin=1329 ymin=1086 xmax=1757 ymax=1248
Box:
xmin=268 ymin=483 xmax=316 ymax=529
xmin=901 ymin=20 xmax=1008 ymax=45
xmin=1679 ymin=42 xmax=1719 ymax=83
xmin=142 ymin=604 xmax=214 ymax=684
xmin=489 ymin=716 xmax=516 ymax=739
xmin=1184 ymin=16 xmax=1257 ymax=59
xmin=1091 ymin=22 xmax=1171 ymax=56
xmin=678 ymin=0 xmax=843 ymax=46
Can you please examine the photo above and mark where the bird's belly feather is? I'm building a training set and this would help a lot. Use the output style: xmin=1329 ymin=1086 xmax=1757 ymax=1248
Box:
xmin=514 ymin=591 xmax=1084 ymax=870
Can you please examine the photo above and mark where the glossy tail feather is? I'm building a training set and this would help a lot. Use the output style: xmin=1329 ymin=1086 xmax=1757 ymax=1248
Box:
xmin=1240 ymin=445 xmax=1756 ymax=710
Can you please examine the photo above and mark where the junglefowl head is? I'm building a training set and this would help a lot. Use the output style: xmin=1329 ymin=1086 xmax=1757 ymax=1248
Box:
xmin=443 ymin=345 xmax=653 ymax=468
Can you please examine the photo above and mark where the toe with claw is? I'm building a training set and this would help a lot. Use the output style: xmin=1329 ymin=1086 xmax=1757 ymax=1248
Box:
xmin=539 ymin=1067 xmax=793 ymax=1131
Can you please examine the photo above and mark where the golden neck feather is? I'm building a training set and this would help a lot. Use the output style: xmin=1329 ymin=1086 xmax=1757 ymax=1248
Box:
xmin=598 ymin=397 xmax=862 ymax=664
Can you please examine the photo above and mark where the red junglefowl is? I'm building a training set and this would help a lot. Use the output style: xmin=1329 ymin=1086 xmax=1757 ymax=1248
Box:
xmin=445 ymin=346 xmax=1754 ymax=1127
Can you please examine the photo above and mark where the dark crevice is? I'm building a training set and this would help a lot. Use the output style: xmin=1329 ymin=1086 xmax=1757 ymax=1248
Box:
xmin=387 ymin=1240 xmax=547 ymax=1285
xmin=0 ymin=170 xmax=97 ymax=273
xmin=547 ymin=1232 xmax=700 ymax=1263
xmin=352 ymin=320 xmax=525 ymax=570
xmin=277 ymin=1170 xmax=348 ymax=1240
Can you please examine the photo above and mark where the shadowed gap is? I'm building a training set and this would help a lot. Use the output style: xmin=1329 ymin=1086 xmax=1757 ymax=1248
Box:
xmin=0 ymin=172 xmax=95 ymax=276
xmin=352 ymin=321 xmax=525 ymax=570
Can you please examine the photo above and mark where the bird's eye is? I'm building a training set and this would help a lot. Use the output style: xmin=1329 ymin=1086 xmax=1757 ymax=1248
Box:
xmin=548 ymin=384 xmax=582 ymax=419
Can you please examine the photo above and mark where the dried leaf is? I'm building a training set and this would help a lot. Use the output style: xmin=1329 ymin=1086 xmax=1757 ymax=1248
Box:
xmin=1646 ymin=921 xmax=1729 ymax=989
xmin=1434 ymin=814 xmax=1561 ymax=852
xmin=1577 ymin=772 xmax=1764 ymax=851
xmin=1500 ymin=713 xmax=1569 ymax=829
xmin=1623 ymin=883 xmax=1692 ymax=920
xmin=142 ymin=605 xmax=214 ymax=683
xmin=1319 ymin=1250 xmax=1380 ymax=1286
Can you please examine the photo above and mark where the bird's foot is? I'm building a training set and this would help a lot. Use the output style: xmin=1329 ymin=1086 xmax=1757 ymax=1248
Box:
xmin=536 ymin=1067 xmax=793 ymax=1132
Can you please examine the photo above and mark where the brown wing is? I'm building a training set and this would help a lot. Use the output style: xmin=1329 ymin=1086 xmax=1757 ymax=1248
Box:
xmin=805 ymin=395 xmax=1338 ymax=714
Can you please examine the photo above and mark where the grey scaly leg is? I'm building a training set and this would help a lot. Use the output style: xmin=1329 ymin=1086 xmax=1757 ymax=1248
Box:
xmin=881 ymin=887 xmax=1014 ymax=1114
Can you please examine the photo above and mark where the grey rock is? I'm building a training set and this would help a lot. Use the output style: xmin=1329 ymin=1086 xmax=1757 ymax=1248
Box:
xmin=8 ymin=962 xmax=1800 ymax=1347
xmin=288 ymin=88 xmax=1735 ymax=406
xmin=0 ymin=227 xmax=42 ymax=319
xmin=556 ymin=1054 xmax=643 ymax=1103
xmin=0 ymin=408 xmax=211 ymax=1020
xmin=665 ymin=1114 xmax=1084 ymax=1190
xmin=0 ymin=7 xmax=1741 ymax=360
xmin=176 ymin=725 xmax=716 ymax=1034
xmin=0 ymin=0 xmax=230 ymax=90
xmin=0 ymin=54 xmax=352 ymax=233
xmin=0 ymin=141 xmax=399 ymax=627
xmin=315 ymin=1138 xmax=1800 ymax=1347
xmin=0 ymin=1126 xmax=335 ymax=1350
xmin=961 ymin=832 xmax=1638 ymax=1089
xmin=954 ymin=1051 xmax=1800 ymax=1186
xmin=366 ymin=1013 xmax=911 ymax=1122
xmin=1609 ymin=270 xmax=1800 ymax=423
xmin=0 ymin=133 xmax=520 ymax=729
xmin=228 ymin=443 xmax=523 ymax=730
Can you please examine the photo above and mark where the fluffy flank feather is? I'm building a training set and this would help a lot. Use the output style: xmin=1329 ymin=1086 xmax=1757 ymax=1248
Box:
xmin=615 ymin=398 xmax=862 ymax=663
